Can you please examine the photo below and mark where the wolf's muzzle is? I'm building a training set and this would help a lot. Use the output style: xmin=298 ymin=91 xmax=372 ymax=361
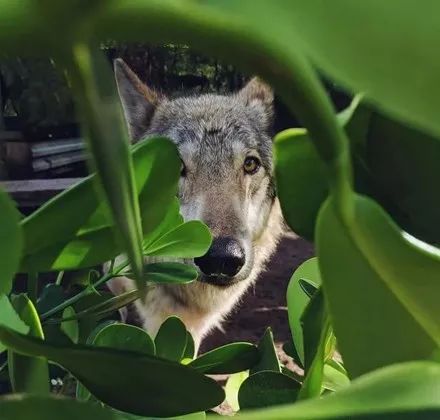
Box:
xmin=194 ymin=237 xmax=245 ymax=283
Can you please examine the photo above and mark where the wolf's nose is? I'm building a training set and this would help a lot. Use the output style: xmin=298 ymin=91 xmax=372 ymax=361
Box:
xmin=194 ymin=237 xmax=245 ymax=278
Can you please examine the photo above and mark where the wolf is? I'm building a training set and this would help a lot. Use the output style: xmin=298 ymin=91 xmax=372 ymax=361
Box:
xmin=108 ymin=58 xmax=284 ymax=350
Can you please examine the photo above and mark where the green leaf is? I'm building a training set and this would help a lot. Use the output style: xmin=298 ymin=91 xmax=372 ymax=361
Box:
xmin=275 ymin=95 xmax=440 ymax=245
xmin=274 ymin=96 xmax=369 ymax=241
xmin=70 ymin=44 xmax=144 ymax=290
xmin=0 ymin=325 xmax=224 ymax=417
xmin=298 ymin=289 xmax=331 ymax=400
xmin=183 ymin=331 xmax=195 ymax=360
xmin=274 ymin=128 xmax=328 ymax=241
xmin=238 ymin=371 xmax=300 ymax=410
xmin=286 ymin=257 xmax=321 ymax=367
xmin=77 ymin=323 xmax=156 ymax=402
xmin=317 ymin=195 xmax=440 ymax=378
xmin=155 ymin=316 xmax=188 ymax=362
xmin=0 ymin=395 xmax=117 ymax=420
xmin=143 ymin=262 xmax=198 ymax=284
xmin=61 ymin=307 xmax=79 ymax=343
xmin=282 ymin=1 xmax=440 ymax=138
xmin=145 ymin=221 xmax=211 ymax=258
xmin=20 ymin=174 xmax=100 ymax=258
xmin=0 ymin=188 xmax=22 ymax=294
xmin=225 ymin=370 xmax=249 ymax=412
xmin=237 ymin=361 xmax=440 ymax=419
xmin=203 ymin=1 xmax=440 ymax=137
xmin=322 ymin=361 xmax=350 ymax=393
xmin=250 ymin=327 xmax=280 ymax=375
xmin=93 ymin=323 xmax=155 ymax=356
xmin=189 ymin=342 xmax=259 ymax=375
xmin=21 ymin=137 xmax=182 ymax=272
xmin=8 ymin=294 xmax=49 ymax=394
xmin=0 ymin=295 xmax=29 ymax=353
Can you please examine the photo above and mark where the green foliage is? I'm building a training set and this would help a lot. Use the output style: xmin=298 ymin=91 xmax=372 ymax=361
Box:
xmin=0 ymin=0 xmax=439 ymax=418
xmin=238 ymin=371 xmax=300 ymax=410
xmin=237 ymin=362 xmax=440 ymax=419
xmin=7 ymin=294 xmax=49 ymax=394
xmin=250 ymin=327 xmax=280 ymax=374
xmin=317 ymin=195 xmax=440 ymax=378
xmin=155 ymin=316 xmax=188 ymax=362
xmin=0 ymin=325 xmax=224 ymax=417
xmin=286 ymin=257 xmax=321 ymax=367
xmin=0 ymin=189 xmax=22 ymax=294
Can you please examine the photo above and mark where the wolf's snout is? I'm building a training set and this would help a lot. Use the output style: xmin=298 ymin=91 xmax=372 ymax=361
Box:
xmin=194 ymin=237 xmax=245 ymax=278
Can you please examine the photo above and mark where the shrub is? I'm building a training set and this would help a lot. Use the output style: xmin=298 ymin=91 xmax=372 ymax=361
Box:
xmin=0 ymin=1 xmax=440 ymax=419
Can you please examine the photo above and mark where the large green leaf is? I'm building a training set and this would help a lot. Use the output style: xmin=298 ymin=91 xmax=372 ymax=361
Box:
xmin=276 ymin=97 xmax=440 ymax=244
xmin=0 ymin=295 xmax=29 ymax=353
xmin=154 ymin=316 xmax=187 ymax=362
xmin=274 ymin=96 xmax=370 ymax=241
xmin=8 ymin=294 xmax=49 ymax=394
xmin=189 ymin=342 xmax=259 ymax=375
xmin=202 ymin=1 xmax=440 ymax=138
xmin=237 ymin=362 xmax=440 ymax=419
xmin=283 ymin=1 xmax=440 ymax=138
xmin=21 ymin=138 xmax=182 ymax=272
xmin=20 ymin=174 xmax=99 ymax=258
xmin=70 ymin=45 xmax=144 ymax=288
xmin=0 ymin=395 xmax=116 ymax=420
xmin=238 ymin=371 xmax=300 ymax=411
xmin=78 ymin=323 xmax=156 ymax=402
xmin=0 ymin=188 xmax=22 ymax=294
xmin=286 ymin=257 xmax=321 ymax=367
xmin=0 ymin=326 xmax=224 ymax=417
xmin=317 ymin=195 xmax=440 ymax=378
xmin=274 ymin=129 xmax=328 ymax=241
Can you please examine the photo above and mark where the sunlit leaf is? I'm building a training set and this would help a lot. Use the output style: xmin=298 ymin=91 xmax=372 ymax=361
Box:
xmin=317 ymin=195 xmax=440 ymax=378
xmin=8 ymin=294 xmax=49 ymax=394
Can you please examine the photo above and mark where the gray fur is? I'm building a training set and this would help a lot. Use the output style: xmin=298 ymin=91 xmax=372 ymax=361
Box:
xmin=109 ymin=59 xmax=284 ymax=350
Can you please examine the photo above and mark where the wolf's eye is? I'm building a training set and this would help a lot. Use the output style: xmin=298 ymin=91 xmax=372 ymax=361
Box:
xmin=243 ymin=156 xmax=261 ymax=175
xmin=180 ymin=160 xmax=187 ymax=177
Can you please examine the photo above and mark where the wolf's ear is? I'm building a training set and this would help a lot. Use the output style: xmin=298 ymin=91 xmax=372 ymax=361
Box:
xmin=114 ymin=58 xmax=163 ymax=141
xmin=237 ymin=77 xmax=274 ymax=129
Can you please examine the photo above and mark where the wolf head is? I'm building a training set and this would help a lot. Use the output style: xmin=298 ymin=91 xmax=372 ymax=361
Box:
xmin=115 ymin=58 xmax=277 ymax=288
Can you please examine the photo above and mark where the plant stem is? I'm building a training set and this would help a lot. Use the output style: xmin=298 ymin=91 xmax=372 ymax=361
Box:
xmin=55 ymin=271 xmax=65 ymax=286
xmin=40 ymin=262 xmax=128 ymax=321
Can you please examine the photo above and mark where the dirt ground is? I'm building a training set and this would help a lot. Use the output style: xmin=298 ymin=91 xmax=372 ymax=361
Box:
xmin=200 ymin=232 xmax=315 ymax=373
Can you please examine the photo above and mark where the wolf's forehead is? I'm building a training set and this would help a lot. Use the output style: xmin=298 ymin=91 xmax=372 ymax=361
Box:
xmin=152 ymin=94 xmax=259 ymax=149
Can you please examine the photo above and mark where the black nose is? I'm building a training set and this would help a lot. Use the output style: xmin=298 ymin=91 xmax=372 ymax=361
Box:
xmin=194 ymin=237 xmax=245 ymax=278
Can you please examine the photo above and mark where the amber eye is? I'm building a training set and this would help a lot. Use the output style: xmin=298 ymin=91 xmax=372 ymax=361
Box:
xmin=180 ymin=160 xmax=187 ymax=177
xmin=243 ymin=156 xmax=261 ymax=175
